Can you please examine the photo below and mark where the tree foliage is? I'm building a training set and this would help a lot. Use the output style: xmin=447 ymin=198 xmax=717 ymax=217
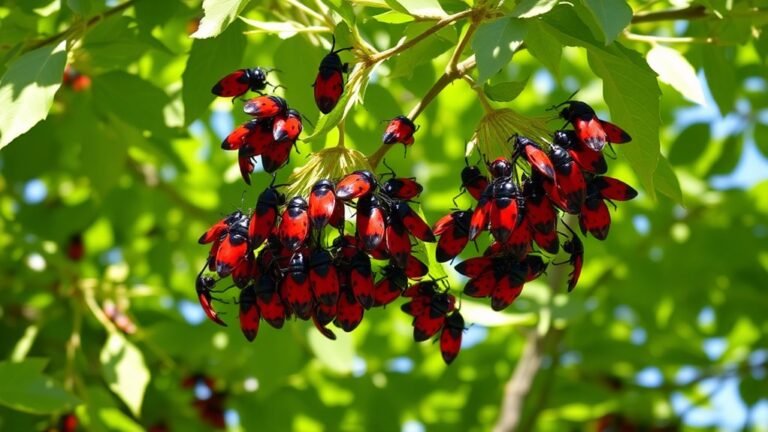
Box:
xmin=0 ymin=0 xmax=766 ymax=431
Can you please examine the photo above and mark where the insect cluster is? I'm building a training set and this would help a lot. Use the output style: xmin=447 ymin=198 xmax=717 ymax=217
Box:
xmin=196 ymin=165 xmax=467 ymax=363
xmin=195 ymin=35 xmax=638 ymax=365
xmin=434 ymin=101 xmax=637 ymax=310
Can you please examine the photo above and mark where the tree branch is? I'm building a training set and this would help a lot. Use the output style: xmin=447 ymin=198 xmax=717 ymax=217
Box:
xmin=493 ymin=331 xmax=545 ymax=432
xmin=26 ymin=0 xmax=137 ymax=52
xmin=367 ymin=56 xmax=476 ymax=169
xmin=631 ymin=5 xmax=707 ymax=24
xmin=368 ymin=10 xmax=473 ymax=63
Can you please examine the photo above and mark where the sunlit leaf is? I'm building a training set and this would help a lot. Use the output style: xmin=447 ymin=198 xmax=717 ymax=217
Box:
xmin=653 ymin=155 xmax=683 ymax=202
xmin=472 ymin=17 xmax=528 ymax=84
xmin=192 ymin=0 xmax=247 ymax=39
xmin=100 ymin=333 xmax=150 ymax=417
xmin=483 ymin=79 xmax=529 ymax=102
xmin=525 ymin=19 xmax=562 ymax=75
xmin=0 ymin=41 xmax=66 ymax=149
xmin=647 ymin=45 xmax=707 ymax=106
xmin=580 ymin=0 xmax=633 ymax=44
xmin=511 ymin=0 xmax=559 ymax=18
xmin=182 ymin=21 xmax=246 ymax=125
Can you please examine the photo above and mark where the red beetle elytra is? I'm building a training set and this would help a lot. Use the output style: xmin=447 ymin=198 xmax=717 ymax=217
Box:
xmin=278 ymin=197 xmax=310 ymax=251
xmin=308 ymin=179 xmax=337 ymax=228
xmin=249 ymin=185 xmax=285 ymax=249
xmin=254 ymin=273 xmax=288 ymax=328
xmin=313 ymin=36 xmax=352 ymax=114
xmin=460 ymin=165 xmax=490 ymax=202
xmin=440 ymin=311 xmax=464 ymax=364
xmin=212 ymin=67 xmax=272 ymax=98
xmin=510 ymin=135 xmax=555 ymax=179
xmin=335 ymin=280 xmax=364 ymax=332
xmin=350 ymin=251 xmax=375 ymax=309
xmin=281 ymin=253 xmax=313 ymax=320
xmin=373 ymin=264 xmax=408 ymax=307
xmin=244 ymin=95 xmax=288 ymax=119
xmin=309 ymin=249 xmax=340 ymax=306
xmin=214 ymin=212 xmax=250 ymax=277
xmin=384 ymin=217 xmax=411 ymax=268
xmin=556 ymin=99 xmax=631 ymax=151
xmin=523 ymin=175 xmax=559 ymax=254
xmin=238 ymin=285 xmax=260 ymax=341
xmin=381 ymin=177 xmax=423 ymax=201
xmin=578 ymin=175 xmax=638 ymax=240
xmin=272 ymin=109 xmax=303 ymax=142
xmin=553 ymin=129 xmax=607 ymax=174
xmin=489 ymin=180 xmax=521 ymax=244
xmin=335 ymin=170 xmax=377 ymax=200
xmin=403 ymin=255 xmax=429 ymax=279
xmin=402 ymin=286 xmax=455 ymax=342
xmin=548 ymin=144 xmax=587 ymax=214
xmin=356 ymin=194 xmax=386 ymax=251
xmin=433 ymin=210 xmax=472 ymax=263
xmin=382 ymin=115 xmax=417 ymax=146
xmin=392 ymin=201 xmax=435 ymax=242
xmin=468 ymin=184 xmax=493 ymax=240
xmin=260 ymin=138 xmax=293 ymax=173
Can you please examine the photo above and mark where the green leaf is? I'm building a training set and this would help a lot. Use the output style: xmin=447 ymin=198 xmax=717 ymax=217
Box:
xmin=308 ymin=328 xmax=356 ymax=374
xmin=580 ymin=0 xmax=633 ymax=44
xmin=0 ymin=359 xmax=80 ymax=414
xmin=372 ymin=10 xmax=414 ymax=24
xmin=525 ymin=19 xmax=562 ymax=75
xmin=322 ymin=0 xmax=357 ymax=25
xmin=0 ymin=40 xmax=66 ymax=150
xmin=303 ymin=82 xmax=355 ymax=143
xmin=66 ymin=0 xmax=92 ymax=14
xmin=754 ymin=121 xmax=768 ymax=158
xmin=134 ymin=0 xmax=180 ymax=33
xmin=388 ymin=0 xmax=446 ymax=18
xmin=702 ymin=46 xmax=737 ymax=115
xmin=739 ymin=376 xmax=764 ymax=407
xmin=483 ymin=79 xmax=528 ymax=102
xmin=668 ymin=123 xmax=710 ymax=166
xmin=653 ymin=155 xmax=683 ymax=202
xmin=647 ymin=45 xmax=707 ymax=106
xmin=182 ymin=21 xmax=246 ymax=124
xmin=391 ymin=22 xmax=455 ymax=78
xmin=100 ymin=333 xmax=150 ymax=417
xmin=192 ymin=0 xmax=248 ymax=39
xmin=510 ymin=0 xmax=559 ymax=18
xmin=472 ymin=17 xmax=528 ymax=84
xmin=80 ymin=16 xmax=157 ymax=70
xmin=587 ymin=46 xmax=661 ymax=196
xmin=542 ymin=8 xmax=661 ymax=194
xmin=707 ymin=134 xmax=742 ymax=176
xmin=91 ymin=71 xmax=172 ymax=137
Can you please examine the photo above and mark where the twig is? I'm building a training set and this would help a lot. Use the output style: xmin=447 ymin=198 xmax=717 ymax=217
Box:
xmin=623 ymin=32 xmax=715 ymax=44
xmin=463 ymin=75 xmax=494 ymax=114
xmin=368 ymin=10 xmax=473 ymax=63
xmin=284 ymin=0 xmax=328 ymax=24
xmin=446 ymin=21 xmax=478 ymax=75
xmin=26 ymin=0 xmax=136 ymax=52
xmin=493 ymin=331 xmax=545 ymax=432
xmin=630 ymin=5 xmax=708 ymax=24
xmin=367 ymin=56 xmax=476 ymax=169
